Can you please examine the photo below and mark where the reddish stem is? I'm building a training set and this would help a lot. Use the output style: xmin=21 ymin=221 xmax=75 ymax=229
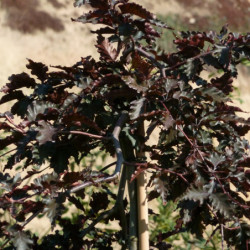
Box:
xmin=59 ymin=130 xmax=111 ymax=140
xmin=5 ymin=114 xmax=26 ymax=134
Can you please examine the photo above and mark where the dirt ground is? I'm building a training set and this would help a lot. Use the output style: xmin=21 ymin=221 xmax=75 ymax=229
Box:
xmin=0 ymin=0 xmax=249 ymax=240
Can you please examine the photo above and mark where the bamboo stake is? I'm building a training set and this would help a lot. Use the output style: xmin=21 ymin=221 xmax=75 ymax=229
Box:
xmin=136 ymin=122 xmax=149 ymax=250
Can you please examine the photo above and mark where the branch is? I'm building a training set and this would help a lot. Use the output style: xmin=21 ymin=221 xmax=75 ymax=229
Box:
xmin=125 ymin=161 xmax=189 ymax=184
xmin=81 ymin=164 xmax=128 ymax=238
xmin=221 ymin=224 xmax=224 ymax=250
xmin=164 ymin=50 xmax=216 ymax=74
xmin=58 ymin=130 xmax=110 ymax=140
xmin=70 ymin=112 xmax=128 ymax=193
xmin=153 ymin=164 xmax=189 ymax=184
xmin=5 ymin=114 xmax=26 ymax=134
xmin=205 ymin=225 xmax=220 ymax=246
xmin=99 ymin=161 xmax=117 ymax=172
xmin=81 ymin=207 xmax=116 ymax=237
xmin=0 ymin=148 xmax=17 ymax=158
xmin=136 ymin=47 xmax=166 ymax=78
xmin=121 ymin=45 xmax=166 ymax=77
xmin=22 ymin=210 xmax=41 ymax=228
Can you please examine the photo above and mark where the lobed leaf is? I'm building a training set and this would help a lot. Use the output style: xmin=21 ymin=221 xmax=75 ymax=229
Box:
xmin=96 ymin=35 xmax=118 ymax=62
xmin=26 ymin=59 xmax=48 ymax=82
xmin=153 ymin=177 xmax=168 ymax=204
xmin=130 ymin=97 xmax=146 ymax=120
xmin=36 ymin=120 xmax=58 ymax=145
xmin=119 ymin=2 xmax=154 ymax=20
xmin=209 ymin=193 xmax=233 ymax=218
xmin=1 ymin=73 xmax=36 ymax=93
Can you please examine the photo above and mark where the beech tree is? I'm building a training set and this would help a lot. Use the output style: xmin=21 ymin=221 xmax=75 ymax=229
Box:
xmin=0 ymin=0 xmax=249 ymax=249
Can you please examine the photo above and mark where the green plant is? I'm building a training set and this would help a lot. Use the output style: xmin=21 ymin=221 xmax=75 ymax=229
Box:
xmin=150 ymin=199 xmax=222 ymax=249
xmin=0 ymin=0 xmax=249 ymax=249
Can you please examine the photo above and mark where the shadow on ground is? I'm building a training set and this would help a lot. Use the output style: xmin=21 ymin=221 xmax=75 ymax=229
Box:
xmin=1 ymin=0 xmax=65 ymax=33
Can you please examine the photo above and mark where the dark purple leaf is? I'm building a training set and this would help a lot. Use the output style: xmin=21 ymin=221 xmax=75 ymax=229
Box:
xmin=119 ymin=3 xmax=154 ymax=20
xmin=90 ymin=192 xmax=109 ymax=214
xmin=26 ymin=59 xmax=48 ymax=81
xmin=1 ymin=73 xmax=36 ymax=93
xmin=96 ymin=35 xmax=118 ymax=62
xmin=36 ymin=120 xmax=58 ymax=145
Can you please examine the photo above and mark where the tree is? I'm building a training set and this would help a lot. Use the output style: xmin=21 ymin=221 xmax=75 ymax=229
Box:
xmin=0 ymin=0 xmax=249 ymax=249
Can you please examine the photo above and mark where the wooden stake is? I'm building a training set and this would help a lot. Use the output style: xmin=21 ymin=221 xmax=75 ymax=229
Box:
xmin=137 ymin=122 xmax=149 ymax=250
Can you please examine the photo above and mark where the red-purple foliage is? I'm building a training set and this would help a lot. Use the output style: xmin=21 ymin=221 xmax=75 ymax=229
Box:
xmin=0 ymin=0 xmax=249 ymax=249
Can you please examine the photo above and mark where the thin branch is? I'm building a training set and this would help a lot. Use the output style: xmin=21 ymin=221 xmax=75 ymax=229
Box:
xmin=125 ymin=161 xmax=189 ymax=184
xmin=121 ymin=44 xmax=166 ymax=77
xmin=163 ymin=50 xmax=215 ymax=74
xmin=0 ymin=148 xmax=17 ymax=158
xmin=136 ymin=47 xmax=166 ymax=78
xmin=22 ymin=210 xmax=41 ymax=228
xmin=223 ymin=226 xmax=240 ymax=230
xmin=81 ymin=207 xmax=116 ymax=237
xmin=81 ymin=164 xmax=128 ymax=239
xmin=99 ymin=161 xmax=117 ymax=172
xmin=5 ymin=114 xmax=26 ymax=134
xmin=58 ymin=130 xmax=110 ymax=140
xmin=221 ymin=224 xmax=224 ymax=250
xmin=69 ymin=174 xmax=119 ymax=193
xmin=1 ymin=238 xmax=11 ymax=249
xmin=158 ymin=167 xmax=189 ymax=184
xmin=70 ymin=112 xmax=128 ymax=193
xmin=205 ymin=225 xmax=220 ymax=246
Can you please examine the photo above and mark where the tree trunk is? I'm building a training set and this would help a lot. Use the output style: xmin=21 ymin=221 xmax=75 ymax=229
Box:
xmin=120 ymin=135 xmax=138 ymax=249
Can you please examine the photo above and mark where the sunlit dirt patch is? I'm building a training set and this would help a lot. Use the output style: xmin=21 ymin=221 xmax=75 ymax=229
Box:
xmin=176 ymin=0 xmax=250 ymax=31
xmin=1 ymin=0 xmax=65 ymax=33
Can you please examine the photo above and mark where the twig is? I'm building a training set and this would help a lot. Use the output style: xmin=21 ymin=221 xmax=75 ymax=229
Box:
xmin=5 ymin=114 xmax=26 ymax=134
xmin=222 ymin=226 xmax=240 ymax=230
xmin=58 ymin=130 xmax=110 ymax=140
xmin=0 ymin=148 xmax=17 ymax=158
xmin=22 ymin=210 xmax=41 ymax=228
xmin=121 ymin=45 xmax=166 ymax=78
xmin=1 ymin=238 xmax=11 ymax=249
xmin=81 ymin=207 xmax=116 ymax=236
xmin=205 ymin=225 xmax=220 ymax=246
xmin=125 ymin=161 xmax=189 ymax=184
xmin=99 ymin=161 xmax=117 ymax=172
xmin=158 ymin=166 xmax=188 ymax=184
xmin=221 ymin=224 xmax=224 ymax=250
xmin=163 ymin=50 xmax=216 ymax=74
xmin=136 ymin=47 xmax=166 ymax=78
xmin=81 ymin=164 xmax=128 ymax=238
xmin=70 ymin=112 xmax=128 ymax=193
